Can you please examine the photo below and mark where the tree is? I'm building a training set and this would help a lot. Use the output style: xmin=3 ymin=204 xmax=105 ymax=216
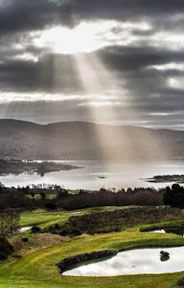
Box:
xmin=163 ymin=184 xmax=184 ymax=207
xmin=0 ymin=210 xmax=20 ymax=236
xmin=40 ymin=192 xmax=46 ymax=201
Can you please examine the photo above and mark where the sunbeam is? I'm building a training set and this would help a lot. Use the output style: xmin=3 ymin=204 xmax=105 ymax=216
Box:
xmin=71 ymin=51 xmax=164 ymax=165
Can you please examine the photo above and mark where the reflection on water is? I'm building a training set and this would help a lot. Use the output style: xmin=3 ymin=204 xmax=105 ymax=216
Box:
xmin=149 ymin=229 xmax=166 ymax=233
xmin=146 ymin=226 xmax=184 ymax=237
xmin=1 ymin=160 xmax=184 ymax=189
xmin=63 ymin=247 xmax=184 ymax=276
xmin=19 ymin=226 xmax=32 ymax=233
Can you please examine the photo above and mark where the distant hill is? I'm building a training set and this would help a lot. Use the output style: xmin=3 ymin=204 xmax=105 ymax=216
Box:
xmin=0 ymin=119 xmax=184 ymax=161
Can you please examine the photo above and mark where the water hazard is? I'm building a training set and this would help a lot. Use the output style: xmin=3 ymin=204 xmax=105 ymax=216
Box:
xmin=63 ymin=247 xmax=184 ymax=276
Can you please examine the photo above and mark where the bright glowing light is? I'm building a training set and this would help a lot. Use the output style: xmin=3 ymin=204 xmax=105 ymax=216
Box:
xmin=0 ymin=92 xmax=85 ymax=103
xmin=79 ymin=101 xmax=121 ymax=107
xmin=13 ymin=53 xmax=38 ymax=62
xmin=151 ymin=32 xmax=184 ymax=50
xmin=35 ymin=20 xmax=152 ymax=54
xmin=149 ymin=112 xmax=170 ymax=117
xmin=168 ymin=77 xmax=184 ymax=89
xmin=0 ymin=92 xmax=122 ymax=104
xmin=36 ymin=22 xmax=113 ymax=54
xmin=151 ymin=62 xmax=184 ymax=71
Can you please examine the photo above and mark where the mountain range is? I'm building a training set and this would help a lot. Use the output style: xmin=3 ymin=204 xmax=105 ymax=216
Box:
xmin=0 ymin=119 xmax=184 ymax=161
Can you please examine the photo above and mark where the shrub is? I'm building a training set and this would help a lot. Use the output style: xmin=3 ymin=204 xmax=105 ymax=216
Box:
xmin=177 ymin=277 xmax=184 ymax=286
xmin=0 ymin=210 xmax=20 ymax=237
xmin=44 ymin=202 xmax=56 ymax=211
xmin=0 ymin=237 xmax=13 ymax=260
xmin=58 ymin=207 xmax=180 ymax=236
xmin=31 ymin=226 xmax=41 ymax=233
xmin=163 ymin=184 xmax=184 ymax=207
xmin=21 ymin=237 xmax=28 ymax=242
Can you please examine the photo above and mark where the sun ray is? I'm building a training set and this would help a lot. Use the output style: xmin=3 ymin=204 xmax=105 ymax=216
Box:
xmin=1 ymin=20 xmax=167 ymax=172
xmin=71 ymin=52 xmax=165 ymax=167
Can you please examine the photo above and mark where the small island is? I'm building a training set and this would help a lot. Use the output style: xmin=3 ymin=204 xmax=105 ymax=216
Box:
xmin=0 ymin=159 xmax=80 ymax=176
xmin=146 ymin=174 xmax=184 ymax=183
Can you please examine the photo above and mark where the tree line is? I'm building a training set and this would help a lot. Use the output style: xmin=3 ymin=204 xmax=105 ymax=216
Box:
xmin=0 ymin=183 xmax=183 ymax=212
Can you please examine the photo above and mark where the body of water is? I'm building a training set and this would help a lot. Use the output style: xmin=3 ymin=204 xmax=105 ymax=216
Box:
xmin=143 ymin=226 xmax=184 ymax=237
xmin=1 ymin=160 xmax=184 ymax=189
xmin=63 ymin=247 xmax=184 ymax=276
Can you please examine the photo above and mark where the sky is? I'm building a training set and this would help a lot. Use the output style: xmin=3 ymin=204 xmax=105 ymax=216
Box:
xmin=0 ymin=0 xmax=184 ymax=129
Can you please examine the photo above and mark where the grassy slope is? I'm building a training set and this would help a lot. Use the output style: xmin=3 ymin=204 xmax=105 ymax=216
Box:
xmin=19 ymin=206 xmax=137 ymax=231
xmin=1 ymin=215 xmax=184 ymax=288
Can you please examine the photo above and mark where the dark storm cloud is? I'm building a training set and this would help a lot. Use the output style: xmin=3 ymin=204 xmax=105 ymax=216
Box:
xmin=1 ymin=46 xmax=184 ymax=128
xmin=1 ymin=45 xmax=184 ymax=93
xmin=0 ymin=0 xmax=184 ymax=128
xmin=0 ymin=54 xmax=84 ymax=93
xmin=74 ymin=0 xmax=184 ymax=21
xmin=0 ymin=0 xmax=75 ymax=35
xmin=97 ymin=46 xmax=184 ymax=72
xmin=0 ymin=0 xmax=183 ymax=36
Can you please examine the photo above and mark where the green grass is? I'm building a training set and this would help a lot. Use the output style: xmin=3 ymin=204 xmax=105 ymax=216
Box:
xmin=1 ymin=210 xmax=184 ymax=288
xmin=141 ymin=218 xmax=184 ymax=230
xmin=26 ymin=194 xmax=57 ymax=200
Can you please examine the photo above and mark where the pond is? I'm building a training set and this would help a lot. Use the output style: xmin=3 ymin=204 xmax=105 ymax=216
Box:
xmin=19 ymin=226 xmax=32 ymax=233
xmin=63 ymin=247 xmax=184 ymax=276
xmin=143 ymin=226 xmax=184 ymax=237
